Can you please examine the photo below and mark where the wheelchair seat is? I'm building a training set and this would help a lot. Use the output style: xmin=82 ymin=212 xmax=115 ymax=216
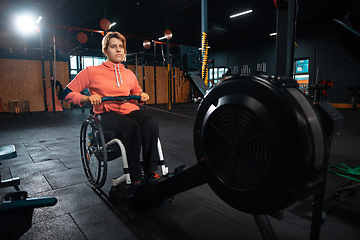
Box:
xmin=80 ymin=114 xmax=169 ymax=189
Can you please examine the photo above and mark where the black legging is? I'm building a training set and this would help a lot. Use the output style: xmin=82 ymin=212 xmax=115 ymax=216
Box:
xmin=97 ymin=110 xmax=159 ymax=182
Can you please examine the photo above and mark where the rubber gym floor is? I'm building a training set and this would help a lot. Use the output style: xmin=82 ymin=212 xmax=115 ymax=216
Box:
xmin=0 ymin=103 xmax=359 ymax=240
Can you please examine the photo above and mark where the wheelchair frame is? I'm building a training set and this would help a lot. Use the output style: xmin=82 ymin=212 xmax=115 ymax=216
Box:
xmin=80 ymin=114 xmax=169 ymax=189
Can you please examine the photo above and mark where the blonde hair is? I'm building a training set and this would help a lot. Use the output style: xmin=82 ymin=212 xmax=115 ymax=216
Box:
xmin=101 ymin=32 xmax=127 ymax=62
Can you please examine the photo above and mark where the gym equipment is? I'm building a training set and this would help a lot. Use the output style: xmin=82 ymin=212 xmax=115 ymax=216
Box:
xmin=327 ymin=9 xmax=360 ymax=220
xmin=192 ymin=75 xmax=341 ymax=214
xmin=143 ymin=40 xmax=151 ymax=49
xmin=179 ymin=45 xmax=201 ymax=72
xmin=308 ymin=79 xmax=333 ymax=102
xmin=164 ymin=30 xmax=172 ymax=40
xmin=80 ymin=95 xmax=169 ymax=189
xmin=0 ymin=145 xmax=57 ymax=239
xmin=346 ymin=86 xmax=360 ymax=109
xmin=0 ymin=145 xmax=20 ymax=190
xmin=334 ymin=13 xmax=360 ymax=62
xmin=100 ymin=19 xmax=111 ymax=31
xmin=127 ymin=74 xmax=343 ymax=240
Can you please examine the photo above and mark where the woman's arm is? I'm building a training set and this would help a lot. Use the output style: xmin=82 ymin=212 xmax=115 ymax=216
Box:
xmin=80 ymin=94 xmax=102 ymax=105
xmin=63 ymin=68 xmax=92 ymax=106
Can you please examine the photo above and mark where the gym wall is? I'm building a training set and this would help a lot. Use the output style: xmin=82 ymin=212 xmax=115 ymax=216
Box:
xmin=0 ymin=59 xmax=70 ymax=112
xmin=209 ymin=22 xmax=360 ymax=105
xmin=0 ymin=59 xmax=190 ymax=112
xmin=127 ymin=65 xmax=190 ymax=105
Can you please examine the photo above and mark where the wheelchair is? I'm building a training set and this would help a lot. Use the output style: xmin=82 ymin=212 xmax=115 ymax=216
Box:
xmin=79 ymin=96 xmax=169 ymax=193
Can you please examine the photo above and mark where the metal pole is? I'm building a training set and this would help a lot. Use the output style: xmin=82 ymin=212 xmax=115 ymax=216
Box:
xmin=135 ymin=53 xmax=138 ymax=79
xmin=310 ymin=137 xmax=332 ymax=240
xmin=49 ymin=42 xmax=55 ymax=114
xmin=40 ymin=27 xmax=48 ymax=112
xmin=167 ymin=37 xmax=171 ymax=110
xmin=142 ymin=52 xmax=145 ymax=93
xmin=201 ymin=0 xmax=209 ymax=85
xmin=275 ymin=0 xmax=296 ymax=77
xmin=52 ymin=33 xmax=56 ymax=114
xmin=286 ymin=0 xmax=297 ymax=77
xmin=67 ymin=26 xmax=73 ymax=110
xmin=154 ymin=41 xmax=157 ymax=105
xmin=253 ymin=215 xmax=278 ymax=240
xmin=173 ymin=65 xmax=176 ymax=105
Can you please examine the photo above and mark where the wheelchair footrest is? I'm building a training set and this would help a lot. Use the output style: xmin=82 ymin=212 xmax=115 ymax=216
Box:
xmin=126 ymin=165 xmax=186 ymax=210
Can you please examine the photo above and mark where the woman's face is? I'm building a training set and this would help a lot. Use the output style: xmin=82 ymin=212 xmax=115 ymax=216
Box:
xmin=105 ymin=37 xmax=125 ymax=63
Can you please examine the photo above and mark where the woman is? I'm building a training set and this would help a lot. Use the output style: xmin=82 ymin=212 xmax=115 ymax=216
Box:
xmin=63 ymin=32 xmax=159 ymax=183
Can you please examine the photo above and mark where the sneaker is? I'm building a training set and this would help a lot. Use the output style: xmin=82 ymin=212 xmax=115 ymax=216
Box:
xmin=141 ymin=172 xmax=161 ymax=183
xmin=153 ymin=172 xmax=161 ymax=179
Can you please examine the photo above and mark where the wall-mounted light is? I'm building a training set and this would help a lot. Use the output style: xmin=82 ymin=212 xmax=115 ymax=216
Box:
xmin=158 ymin=30 xmax=173 ymax=41
xmin=199 ymin=46 xmax=210 ymax=50
xmin=110 ymin=22 xmax=116 ymax=28
xmin=230 ymin=10 xmax=252 ymax=18
xmin=36 ymin=16 xmax=42 ymax=24
xmin=270 ymin=32 xmax=277 ymax=36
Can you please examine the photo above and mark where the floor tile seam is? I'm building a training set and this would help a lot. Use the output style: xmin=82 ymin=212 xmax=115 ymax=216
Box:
xmin=32 ymin=211 xmax=89 ymax=239
xmin=58 ymin=158 xmax=70 ymax=170
xmin=42 ymin=173 xmax=56 ymax=190
xmin=14 ymin=157 xmax=65 ymax=166
xmin=28 ymin=153 xmax=36 ymax=163
xmin=31 ymin=180 xmax=87 ymax=194
xmin=68 ymin=212 xmax=89 ymax=240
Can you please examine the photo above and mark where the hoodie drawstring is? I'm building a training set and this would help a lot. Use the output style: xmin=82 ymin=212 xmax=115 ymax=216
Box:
xmin=114 ymin=63 xmax=123 ymax=87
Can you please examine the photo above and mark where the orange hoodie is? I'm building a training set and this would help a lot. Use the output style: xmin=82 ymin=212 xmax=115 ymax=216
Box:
xmin=65 ymin=61 xmax=142 ymax=115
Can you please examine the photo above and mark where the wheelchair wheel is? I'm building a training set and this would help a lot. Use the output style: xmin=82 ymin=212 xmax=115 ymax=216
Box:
xmin=80 ymin=116 xmax=107 ymax=188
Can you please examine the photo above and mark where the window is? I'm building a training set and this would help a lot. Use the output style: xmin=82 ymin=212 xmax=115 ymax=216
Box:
xmin=69 ymin=55 xmax=105 ymax=79
xmin=208 ymin=67 xmax=230 ymax=87
xmin=294 ymin=59 xmax=309 ymax=94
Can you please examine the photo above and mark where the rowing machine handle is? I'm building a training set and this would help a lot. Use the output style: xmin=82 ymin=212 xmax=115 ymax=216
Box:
xmin=101 ymin=95 xmax=141 ymax=102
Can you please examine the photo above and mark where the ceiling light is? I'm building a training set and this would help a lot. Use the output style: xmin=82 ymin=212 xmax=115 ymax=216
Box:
xmin=230 ymin=10 xmax=252 ymax=18
xmin=15 ymin=15 xmax=37 ymax=34
xmin=158 ymin=36 xmax=166 ymax=40
xmin=270 ymin=32 xmax=277 ymax=36
xmin=110 ymin=22 xmax=116 ymax=28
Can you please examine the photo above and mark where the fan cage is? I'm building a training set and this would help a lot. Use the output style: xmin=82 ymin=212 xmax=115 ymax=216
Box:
xmin=203 ymin=104 xmax=271 ymax=190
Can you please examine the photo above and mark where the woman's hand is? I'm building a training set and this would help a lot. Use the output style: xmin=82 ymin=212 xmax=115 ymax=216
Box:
xmin=140 ymin=92 xmax=150 ymax=102
xmin=81 ymin=94 xmax=102 ymax=105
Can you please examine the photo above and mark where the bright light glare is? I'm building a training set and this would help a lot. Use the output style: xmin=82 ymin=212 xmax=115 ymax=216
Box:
xmin=15 ymin=15 xmax=36 ymax=34
xmin=230 ymin=10 xmax=253 ymax=18
xmin=110 ymin=22 xmax=116 ymax=28
xmin=36 ymin=16 xmax=42 ymax=24
xmin=158 ymin=36 xmax=166 ymax=40
xmin=199 ymin=46 xmax=210 ymax=50
xmin=270 ymin=32 xmax=277 ymax=36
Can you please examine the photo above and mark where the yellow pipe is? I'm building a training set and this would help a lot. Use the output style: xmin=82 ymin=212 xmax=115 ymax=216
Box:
xmin=201 ymin=32 xmax=209 ymax=85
